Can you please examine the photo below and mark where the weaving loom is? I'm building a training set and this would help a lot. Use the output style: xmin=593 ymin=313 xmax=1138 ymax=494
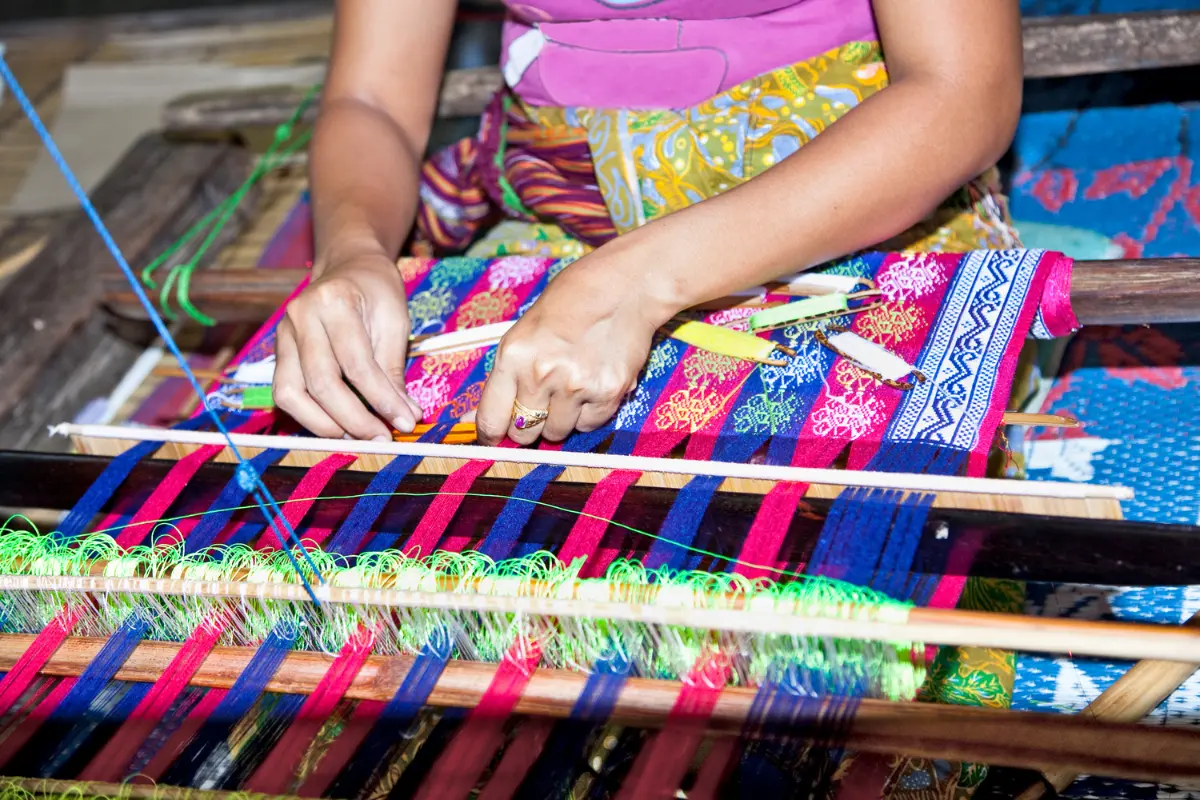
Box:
xmin=1 ymin=15 xmax=1200 ymax=800
xmin=0 ymin=244 xmax=1192 ymax=800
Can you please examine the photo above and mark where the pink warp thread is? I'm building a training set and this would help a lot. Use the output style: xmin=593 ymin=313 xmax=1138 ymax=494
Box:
xmin=476 ymin=716 xmax=556 ymax=800
xmin=296 ymin=700 xmax=387 ymax=798
xmin=403 ymin=459 xmax=496 ymax=556
xmin=255 ymin=452 xmax=359 ymax=551
xmin=244 ymin=628 xmax=374 ymax=795
xmin=413 ymin=643 xmax=542 ymax=800
xmin=616 ymin=656 xmax=731 ymax=799
xmin=0 ymin=605 xmax=80 ymax=716
xmin=78 ymin=617 xmax=227 ymax=782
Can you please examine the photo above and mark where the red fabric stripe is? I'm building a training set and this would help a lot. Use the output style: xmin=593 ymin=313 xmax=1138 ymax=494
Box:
xmin=0 ymin=605 xmax=79 ymax=716
xmin=616 ymin=657 xmax=730 ymax=800
xmin=0 ymin=677 xmax=77 ymax=768
xmin=402 ymin=459 xmax=494 ymax=556
xmin=78 ymin=618 xmax=226 ymax=782
xmin=414 ymin=644 xmax=541 ymax=800
xmin=256 ymin=453 xmax=358 ymax=551
xmin=94 ymin=414 xmax=271 ymax=546
xmin=244 ymin=628 xmax=374 ymax=795
xmin=476 ymin=716 xmax=555 ymax=800
xmin=687 ymin=739 xmax=740 ymax=800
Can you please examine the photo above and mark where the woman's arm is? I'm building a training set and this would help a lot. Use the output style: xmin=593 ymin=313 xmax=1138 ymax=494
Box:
xmin=475 ymin=0 xmax=1023 ymax=445
xmin=273 ymin=0 xmax=456 ymax=441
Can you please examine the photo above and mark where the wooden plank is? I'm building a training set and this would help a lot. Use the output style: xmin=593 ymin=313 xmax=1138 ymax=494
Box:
xmin=1022 ymin=11 xmax=1200 ymax=78
xmin=4 ymin=634 xmax=1200 ymax=784
xmin=100 ymin=258 xmax=1200 ymax=328
xmin=0 ymin=134 xmax=254 ymax=442
xmin=158 ymin=10 xmax=1200 ymax=135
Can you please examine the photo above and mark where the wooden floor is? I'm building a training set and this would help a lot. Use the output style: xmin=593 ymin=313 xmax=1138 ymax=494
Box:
xmin=0 ymin=5 xmax=331 ymax=286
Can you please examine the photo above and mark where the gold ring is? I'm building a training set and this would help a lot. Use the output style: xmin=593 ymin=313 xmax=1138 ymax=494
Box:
xmin=512 ymin=400 xmax=549 ymax=430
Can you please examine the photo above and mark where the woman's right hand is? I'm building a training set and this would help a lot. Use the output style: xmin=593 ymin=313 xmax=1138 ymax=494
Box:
xmin=273 ymin=253 xmax=423 ymax=440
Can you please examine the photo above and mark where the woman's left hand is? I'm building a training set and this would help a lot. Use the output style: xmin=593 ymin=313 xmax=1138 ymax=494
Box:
xmin=475 ymin=252 xmax=671 ymax=445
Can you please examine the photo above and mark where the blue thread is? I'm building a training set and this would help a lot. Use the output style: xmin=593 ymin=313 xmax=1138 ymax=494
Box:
xmin=327 ymin=422 xmax=454 ymax=556
xmin=43 ymin=681 xmax=152 ymax=779
xmin=16 ymin=613 xmax=149 ymax=776
xmin=162 ymin=624 xmax=298 ymax=786
xmin=186 ymin=448 xmax=288 ymax=552
xmin=477 ymin=423 xmax=615 ymax=562
xmin=56 ymin=415 xmax=214 ymax=543
xmin=0 ymin=56 xmax=321 ymax=601
xmin=328 ymin=632 xmax=451 ymax=798
xmin=517 ymin=651 xmax=630 ymax=799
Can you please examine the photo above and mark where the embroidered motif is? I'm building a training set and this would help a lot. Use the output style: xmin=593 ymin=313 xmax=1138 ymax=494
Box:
xmin=878 ymin=253 xmax=947 ymax=302
xmin=644 ymin=341 xmax=679 ymax=380
xmin=653 ymin=387 xmax=726 ymax=433
xmin=456 ymin=288 xmax=519 ymax=329
xmin=408 ymin=286 xmax=457 ymax=332
xmin=400 ymin=258 xmax=433 ymax=284
xmin=447 ymin=381 xmax=484 ymax=419
xmin=407 ymin=372 xmax=452 ymax=416
xmin=857 ymin=302 xmax=925 ymax=345
xmin=421 ymin=350 xmax=478 ymax=377
xmin=733 ymin=392 xmax=800 ymax=435
xmin=810 ymin=391 xmax=884 ymax=439
xmin=428 ymin=257 xmax=488 ymax=288
xmin=829 ymin=358 xmax=878 ymax=395
xmin=486 ymin=256 xmax=545 ymax=290
xmin=682 ymin=349 xmax=743 ymax=387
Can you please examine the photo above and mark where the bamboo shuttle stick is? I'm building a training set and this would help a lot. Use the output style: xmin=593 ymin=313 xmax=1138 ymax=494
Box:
xmin=1017 ymin=610 xmax=1200 ymax=799
xmin=143 ymin=370 xmax=1083 ymax=431
xmin=3 ymin=574 xmax=1196 ymax=663
xmin=51 ymin=423 xmax=1127 ymax=500
xmin=2 ymin=635 xmax=1198 ymax=785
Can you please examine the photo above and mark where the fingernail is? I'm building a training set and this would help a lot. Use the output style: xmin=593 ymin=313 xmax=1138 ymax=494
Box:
xmin=342 ymin=434 xmax=352 ymax=440
xmin=372 ymin=434 xmax=390 ymax=443
xmin=394 ymin=417 xmax=415 ymax=433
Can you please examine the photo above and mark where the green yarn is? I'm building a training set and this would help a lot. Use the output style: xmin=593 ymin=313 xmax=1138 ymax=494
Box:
xmin=140 ymin=84 xmax=320 ymax=326
xmin=0 ymin=520 xmax=924 ymax=700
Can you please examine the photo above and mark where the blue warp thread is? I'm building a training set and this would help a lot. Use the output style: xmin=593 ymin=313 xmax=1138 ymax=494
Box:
xmin=328 ymin=635 xmax=451 ymax=798
xmin=186 ymin=447 xmax=289 ymax=552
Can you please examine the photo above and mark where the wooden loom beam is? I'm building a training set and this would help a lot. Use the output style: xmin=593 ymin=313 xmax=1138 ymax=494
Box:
xmin=101 ymin=258 xmax=1200 ymax=328
xmin=0 ymin=134 xmax=256 ymax=451
xmin=3 ymin=633 xmax=1198 ymax=785
xmin=155 ymin=10 xmax=1200 ymax=137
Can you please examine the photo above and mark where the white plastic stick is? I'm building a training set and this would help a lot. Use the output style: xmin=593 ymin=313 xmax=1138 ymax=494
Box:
xmin=51 ymin=422 xmax=1133 ymax=500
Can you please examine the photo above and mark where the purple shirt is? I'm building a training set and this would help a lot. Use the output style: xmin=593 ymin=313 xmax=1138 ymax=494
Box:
xmin=502 ymin=0 xmax=878 ymax=109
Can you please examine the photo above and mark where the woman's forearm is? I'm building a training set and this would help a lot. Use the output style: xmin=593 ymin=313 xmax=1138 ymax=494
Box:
xmin=309 ymin=99 xmax=425 ymax=274
xmin=612 ymin=74 xmax=1020 ymax=320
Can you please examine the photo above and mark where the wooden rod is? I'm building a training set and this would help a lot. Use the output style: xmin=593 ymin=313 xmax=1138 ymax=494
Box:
xmin=141 ymin=372 xmax=1084 ymax=432
xmin=102 ymin=258 xmax=1200 ymax=328
xmin=6 ymin=574 xmax=1197 ymax=664
xmin=1017 ymin=610 xmax=1200 ymax=799
xmin=3 ymin=634 xmax=1198 ymax=785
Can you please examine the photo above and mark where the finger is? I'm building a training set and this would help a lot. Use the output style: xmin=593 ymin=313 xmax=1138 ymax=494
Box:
xmin=541 ymin=392 xmax=583 ymax=443
xmin=273 ymin=322 xmax=346 ymax=439
xmin=476 ymin=364 xmax=518 ymax=446
xmin=293 ymin=316 xmax=391 ymax=441
xmin=576 ymin=398 xmax=621 ymax=433
xmin=507 ymin=378 xmax=555 ymax=446
xmin=323 ymin=310 xmax=418 ymax=433
xmin=370 ymin=309 xmax=425 ymax=422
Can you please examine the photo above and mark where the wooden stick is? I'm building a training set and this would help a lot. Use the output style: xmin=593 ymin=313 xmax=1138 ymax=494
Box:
xmin=102 ymin=258 xmax=1200 ymax=328
xmin=4 ymin=574 xmax=1194 ymax=663
xmin=53 ymin=423 xmax=1128 ymax=501
xmin=141 ymin=372 xmax=1084 ymax=432
xmin=2 ymin=634 xmax=1197 ymax=785
xmin=1016 ymin=610 xmax=1200 ymax=799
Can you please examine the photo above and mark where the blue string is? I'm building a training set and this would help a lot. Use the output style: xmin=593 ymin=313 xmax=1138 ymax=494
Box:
xmin=185 ymin=447 xmax=289 ymax=552
xmin=0 ymin=56 xmax=322 ymax=602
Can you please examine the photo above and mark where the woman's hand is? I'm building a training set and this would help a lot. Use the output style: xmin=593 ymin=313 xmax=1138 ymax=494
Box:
xmin=273 ymin=252 xmax=423 ymax=441
xmin=475 ymin=251 xmax=672 ymax=446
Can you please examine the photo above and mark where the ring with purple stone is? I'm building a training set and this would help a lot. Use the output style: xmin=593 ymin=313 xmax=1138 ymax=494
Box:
xmin=511 ymin=400 xmax=549 ymax=430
